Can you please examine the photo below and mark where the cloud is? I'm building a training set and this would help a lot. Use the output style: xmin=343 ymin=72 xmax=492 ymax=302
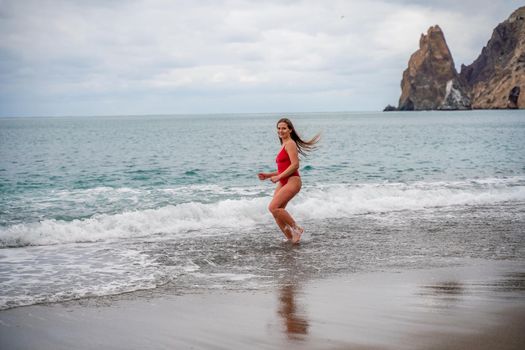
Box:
xmin=0 ymin=0 xmax=521 ymax=116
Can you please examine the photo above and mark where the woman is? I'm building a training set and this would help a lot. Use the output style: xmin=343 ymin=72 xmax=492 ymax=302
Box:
xmin=258 ymin=118 xmax=320 ymax=244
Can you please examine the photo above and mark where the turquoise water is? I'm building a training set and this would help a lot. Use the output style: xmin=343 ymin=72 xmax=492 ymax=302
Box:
xmin=2 ymin=111 xmax=524 ymax=226
xmin=0 ymin=111 xmax=524 ymax=309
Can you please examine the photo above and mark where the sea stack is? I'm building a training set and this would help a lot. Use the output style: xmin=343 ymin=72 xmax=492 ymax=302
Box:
xmin=397 ymin=25 xmax=471 ymax=111
xmin=386 ymin=6 xmax=525 ymax=111
xmin=460 ymin=6 xmax=525 ymax=109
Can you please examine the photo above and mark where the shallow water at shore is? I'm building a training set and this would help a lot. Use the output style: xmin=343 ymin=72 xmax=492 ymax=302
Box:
xmin=1 ymin=260 xmax=524 ymax=350
xmin=1 ymin=199 xmax=523 ymax=310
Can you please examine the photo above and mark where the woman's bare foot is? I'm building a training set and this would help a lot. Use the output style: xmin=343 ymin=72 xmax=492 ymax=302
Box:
xmin=291 ymin=226 xmax=304 ymax=244
xmin=282 ymin=225 xmax=293 ymax=241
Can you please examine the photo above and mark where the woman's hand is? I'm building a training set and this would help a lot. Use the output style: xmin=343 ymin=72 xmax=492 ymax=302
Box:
xmin=259 ymin=172 xmax=279 ymax=182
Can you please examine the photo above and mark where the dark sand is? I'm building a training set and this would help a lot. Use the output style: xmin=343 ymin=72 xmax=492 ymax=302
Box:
xmin=1 ymin=260 xmax=524 ymax=350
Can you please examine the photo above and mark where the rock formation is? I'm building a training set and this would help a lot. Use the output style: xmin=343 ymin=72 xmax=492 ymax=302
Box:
xmin=386 ymin=6 xmax=524 ymax=111
xmin=460 ymin=6 xmax=525 ymax=109
xmin=397 ymin=25 xmax=471 ymax=111
xmin=383 ymin=104 xmax=398 ymax=112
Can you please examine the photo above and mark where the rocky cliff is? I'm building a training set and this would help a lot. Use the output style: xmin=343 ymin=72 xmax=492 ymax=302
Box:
xmin=387 ymin=6 xmax=524 ymax=111
xmin=460 ymin=6 xmax=525 ymax=109
xmin=397 ymin=25 xmax=470 ymax=111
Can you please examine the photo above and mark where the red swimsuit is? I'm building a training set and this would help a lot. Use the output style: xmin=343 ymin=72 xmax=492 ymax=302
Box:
xmin=276 ymin=146 xmax=300 ymax=186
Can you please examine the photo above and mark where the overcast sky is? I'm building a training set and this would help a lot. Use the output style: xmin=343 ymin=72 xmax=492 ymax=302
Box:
xmin=0 ymin=0 xmax=521 ymax=117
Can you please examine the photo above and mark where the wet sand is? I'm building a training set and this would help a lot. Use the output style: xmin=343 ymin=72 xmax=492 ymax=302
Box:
xmin=1 ymin=260 xmax=524 ymax=350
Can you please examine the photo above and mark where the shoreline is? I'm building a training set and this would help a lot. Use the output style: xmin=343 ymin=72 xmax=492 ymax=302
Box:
xmin=1 ymin=259 xmax=524 ymax=349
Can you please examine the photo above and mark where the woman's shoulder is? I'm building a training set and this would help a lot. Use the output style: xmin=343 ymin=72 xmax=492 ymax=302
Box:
xmin=284 ymin=140 xmax=298 ymax=151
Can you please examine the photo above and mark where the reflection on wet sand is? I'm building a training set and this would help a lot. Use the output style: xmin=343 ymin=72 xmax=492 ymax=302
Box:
xmin=488 ymin=272 xmax=525 ymax=292
xmin=277 ymin=283 xmax=309 ymax=340
xmin=419 ymin=272 xmax=525 ymax=302
xmin=421 ymin=281 xmax=465 ymax=296
xmin=418 ymin=280 xmax=466 ymax=308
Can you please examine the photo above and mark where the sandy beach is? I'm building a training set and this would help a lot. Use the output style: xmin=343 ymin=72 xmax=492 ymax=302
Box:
xmin=1 ymin=259 xmax=524 ymax=350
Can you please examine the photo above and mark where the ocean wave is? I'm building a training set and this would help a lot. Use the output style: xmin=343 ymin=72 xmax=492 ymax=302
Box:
xmin=293 ymin=177 xmax=525 ymax=220
xmin=0 ymin=245 xmax=165 ymax=310
xmin=1 ymin=177 xmax=524 ymax=248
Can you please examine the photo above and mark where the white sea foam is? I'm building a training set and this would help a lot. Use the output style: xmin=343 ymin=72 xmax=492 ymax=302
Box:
xmin=0 ymin=244 xmax=165 ymax=310
xmin=293 ymin=178 xmax=525 ymax=220
xmin=0 ymin=197 xmax=270 ymax=247
xmin=1 ymin=178 xmax=524 ymax=248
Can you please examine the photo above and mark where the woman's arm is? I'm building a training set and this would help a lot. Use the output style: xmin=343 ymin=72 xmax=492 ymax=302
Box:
xmin=258 ymin=171 xmax=278 ymax=180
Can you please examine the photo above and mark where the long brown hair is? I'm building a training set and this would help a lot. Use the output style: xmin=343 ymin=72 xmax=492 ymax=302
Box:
xmin=277 ymin=118 xmax=320 ymax=157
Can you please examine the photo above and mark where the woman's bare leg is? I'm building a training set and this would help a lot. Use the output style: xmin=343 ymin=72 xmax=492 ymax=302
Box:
xmin=269 ymin=177 xmax=302 ymax=242
xmin=272 ymin=184 xmax=293 ymax=240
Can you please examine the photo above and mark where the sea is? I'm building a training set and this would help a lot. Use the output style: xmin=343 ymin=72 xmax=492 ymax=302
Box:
xmin=0 ymin=110 xmax=524 ymax=310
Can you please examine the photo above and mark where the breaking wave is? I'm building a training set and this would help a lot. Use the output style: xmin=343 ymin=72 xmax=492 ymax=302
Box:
xmin=1 ymin=177 xmax=524 ymax=248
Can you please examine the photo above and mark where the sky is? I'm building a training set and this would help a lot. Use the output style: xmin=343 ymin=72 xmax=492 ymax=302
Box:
xmin=0 ymin=0 xmax=521 ymax=117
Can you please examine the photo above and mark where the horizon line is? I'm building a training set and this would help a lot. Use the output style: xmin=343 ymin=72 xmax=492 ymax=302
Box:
xmin=0 ymin=110 xmax=388 ymax=119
